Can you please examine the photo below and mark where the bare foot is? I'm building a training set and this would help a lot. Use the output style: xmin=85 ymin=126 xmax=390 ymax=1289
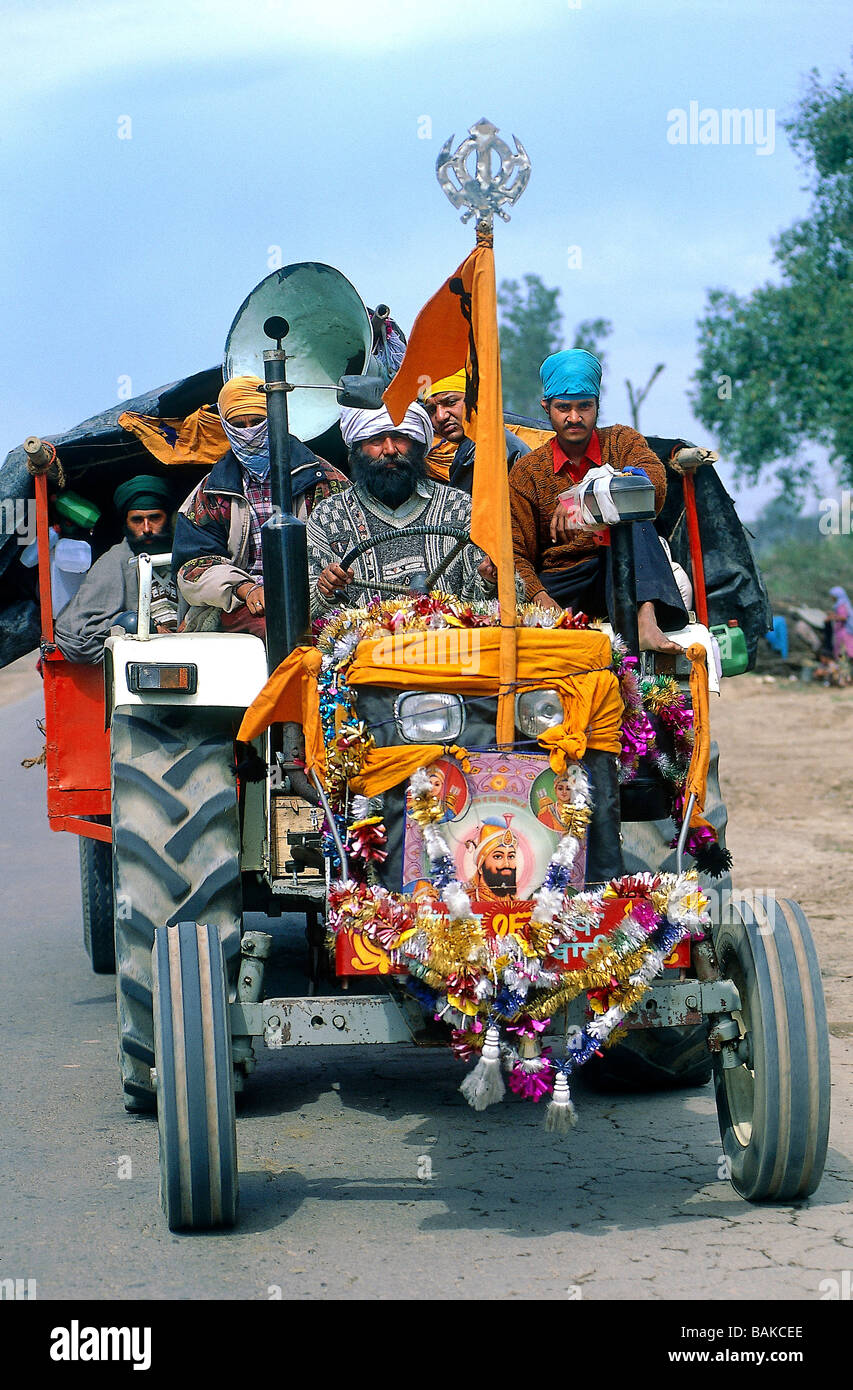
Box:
xmin=637 ymin=601 xmax=684 ymax=654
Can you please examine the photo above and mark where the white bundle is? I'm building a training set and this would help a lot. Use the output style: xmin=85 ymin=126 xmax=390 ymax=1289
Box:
xmin=587 ymin=1005 xmax=625 ymax=1041
xmin=459 ymin=1025 xmax=506 ymax=1110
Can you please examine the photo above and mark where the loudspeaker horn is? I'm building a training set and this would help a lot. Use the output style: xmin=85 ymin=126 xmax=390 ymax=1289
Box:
xmin=224 ymin=262 xmax=373 ymax=442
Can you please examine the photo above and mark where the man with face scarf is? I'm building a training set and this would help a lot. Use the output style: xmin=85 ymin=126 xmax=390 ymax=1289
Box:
xmin=54 ymin=474 xmax=177 ymax=663
xmin=172 ymin=375 xmax=347 ymax=632
xmin=307 ymin=401 xmax=501 ymax=619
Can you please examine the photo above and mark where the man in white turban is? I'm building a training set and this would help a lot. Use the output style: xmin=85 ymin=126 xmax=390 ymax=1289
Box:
xmin=307 ymin=401 xmax=501 ymax=617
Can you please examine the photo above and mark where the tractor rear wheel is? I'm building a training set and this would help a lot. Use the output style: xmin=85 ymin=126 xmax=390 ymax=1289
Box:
xmin=79 ymin=824 xmax=115 ymax=974
xmin=602 ymin=738 xmax=725 ymax=1090
xmin=713 ymin=895 xmax=830 ymax=1202
xmin=584 ymin=1023 xmax=713 ymax=1091
xmin=111 ymin=707 xmax=242 ymax=1112
xmin=153 ymin=921 xmax=238 ymax=1230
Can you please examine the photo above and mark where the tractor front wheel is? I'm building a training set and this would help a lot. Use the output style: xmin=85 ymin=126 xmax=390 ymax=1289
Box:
xmin=153 ymin=922 xmax=238 ymax=1230
xmin=713 ymin=895 xmax=830 ymax=1202
xmin=111 ymin=708 xmax=242 ymax=1112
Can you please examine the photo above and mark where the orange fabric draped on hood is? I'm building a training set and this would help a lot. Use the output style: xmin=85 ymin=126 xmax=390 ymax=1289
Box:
xmin=237 ymin=646 xmax=325 ymax=775
xmin=684 ymin=642 xmax=713 ymax=834
xmin=236 ymin=627 xmax=623 ymax=795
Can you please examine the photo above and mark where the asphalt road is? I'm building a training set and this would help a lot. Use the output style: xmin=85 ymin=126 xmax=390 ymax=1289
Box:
xmin=2 ymin=686 xmax=852 ymax=1302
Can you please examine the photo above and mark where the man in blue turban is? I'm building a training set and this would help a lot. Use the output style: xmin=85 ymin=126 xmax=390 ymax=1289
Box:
xmin=509 ymin=349 xmax=688 ymax=652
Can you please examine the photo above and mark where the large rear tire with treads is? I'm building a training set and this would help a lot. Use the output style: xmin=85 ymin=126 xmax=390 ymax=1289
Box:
xmin=111 ymin=707 xmax=242 ymax=1112
xmin=584 ymin=1022 xmax=713 ymax=1091
xmin=713 ymin=895 xmax=830 ymax=1202
xmin=153 ymin=921 xmax=238 ymax=1230
xmin=603 ymin=738 xmax=726 ymax=1090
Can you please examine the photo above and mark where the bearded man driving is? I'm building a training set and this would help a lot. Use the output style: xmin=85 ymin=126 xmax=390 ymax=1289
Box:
xmin=307 ymin=402 xmax=500 ymax=618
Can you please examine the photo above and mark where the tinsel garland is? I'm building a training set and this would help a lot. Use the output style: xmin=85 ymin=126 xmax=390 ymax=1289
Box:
xmin=612 ymin=635 xmax=695 ymax=785
xmin=545 ymin=879 xmax=708 ymax=1126
xmin=314 ymin=592 xmax=593 ymax=655
xmin=326 ymin=766 xmax=710 ymax=1126
xmin=315 ymin=597 xmax=715 ymax=1128
xmin=612 ymin=636 xmax=729 ymax=874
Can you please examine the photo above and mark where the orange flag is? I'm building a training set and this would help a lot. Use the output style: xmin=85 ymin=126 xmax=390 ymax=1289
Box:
xmin=383 ymin=251 xmax=475 ymax=420
xmin=383 ymin=230 xmax=517 ymax=742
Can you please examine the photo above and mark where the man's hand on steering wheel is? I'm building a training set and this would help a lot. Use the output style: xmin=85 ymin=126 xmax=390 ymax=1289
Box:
xmin=317 ymin=562 xmax=354 ymax=600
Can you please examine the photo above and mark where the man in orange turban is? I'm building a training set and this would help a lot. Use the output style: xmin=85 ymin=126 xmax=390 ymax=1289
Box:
xmin=172 ymin=375 xmax=346 ymax=632
xmin=422 ymin=369 xmax=531 ymax=491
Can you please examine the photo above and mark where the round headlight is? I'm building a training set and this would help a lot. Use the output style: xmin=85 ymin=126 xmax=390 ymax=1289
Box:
xmin=394 ymin=691 xmax=465 ymax=744
xmin=516 ymin=688 xmax=564 ymax=738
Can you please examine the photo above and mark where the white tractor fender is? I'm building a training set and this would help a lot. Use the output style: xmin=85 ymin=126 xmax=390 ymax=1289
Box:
xmin=105 ymin=631 xmax=269 ymax=712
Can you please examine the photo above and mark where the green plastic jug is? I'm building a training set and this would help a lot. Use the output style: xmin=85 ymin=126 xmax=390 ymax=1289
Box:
xmin=711 ymin=621 xmax=748 ymax=677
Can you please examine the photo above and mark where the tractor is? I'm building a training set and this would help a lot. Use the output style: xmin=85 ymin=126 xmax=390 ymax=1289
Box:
xmin=8 ymin=261 xmax=830 ymax=1231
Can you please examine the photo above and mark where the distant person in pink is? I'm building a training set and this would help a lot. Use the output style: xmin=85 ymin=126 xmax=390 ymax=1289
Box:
xmin=829 ymin=586 xmax=853 ymax=659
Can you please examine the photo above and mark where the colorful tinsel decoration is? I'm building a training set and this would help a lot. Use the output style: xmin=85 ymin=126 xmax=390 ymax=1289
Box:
xmin=326 ymin=767 xmax=711 ymax=1127
xmin=314 ymin=596 xmax=719 ymax=1128
xmin=612 ymin=637 xmax=730 ymax=877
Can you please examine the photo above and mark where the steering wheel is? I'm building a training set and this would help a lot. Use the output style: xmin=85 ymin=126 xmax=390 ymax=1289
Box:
xmin=338 ymin=524 xmax=472 ymax=598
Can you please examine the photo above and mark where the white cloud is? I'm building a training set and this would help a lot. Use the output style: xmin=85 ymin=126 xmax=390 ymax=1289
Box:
xmin=4 ymin=0 xmax=539 ymax=99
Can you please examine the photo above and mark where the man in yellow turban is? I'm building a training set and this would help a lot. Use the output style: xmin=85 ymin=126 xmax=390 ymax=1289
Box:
xmin=422 ymin=370 xmax=531 ymax=491
xmin=464 ymin=816 xmax=520 ymax=901
xmin=172 ymin=375 xmax=346 ymax=632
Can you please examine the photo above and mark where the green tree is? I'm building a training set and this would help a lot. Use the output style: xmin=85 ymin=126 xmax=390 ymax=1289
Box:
xmin=690 ymin=62 xmax=853 ymax=496
xmin=497 ymin=274 xmax=612 ymax=418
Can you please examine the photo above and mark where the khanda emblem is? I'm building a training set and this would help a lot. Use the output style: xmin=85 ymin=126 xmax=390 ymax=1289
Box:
xmin=436 ymin=118 xmax=531 ymax=224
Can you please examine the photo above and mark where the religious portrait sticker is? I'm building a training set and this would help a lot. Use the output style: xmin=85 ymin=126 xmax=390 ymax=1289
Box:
xmin=402 ymin=752 xmax=586 ymax=898
xmin=404 ymin=756 xmax=469 ymax=824
xmin=530 ymin=766 xmax=576 ymax=833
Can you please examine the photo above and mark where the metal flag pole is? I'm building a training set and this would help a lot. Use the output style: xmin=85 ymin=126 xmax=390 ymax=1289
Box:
xmin=435 ymin=119 xmax=531 ymax=745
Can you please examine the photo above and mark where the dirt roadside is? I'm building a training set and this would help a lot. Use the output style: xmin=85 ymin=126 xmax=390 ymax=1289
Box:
xmin=4 ymin=653 xmax=850 ymax=1026
xmin=711 ymin=673 xmax=853 ymax=1029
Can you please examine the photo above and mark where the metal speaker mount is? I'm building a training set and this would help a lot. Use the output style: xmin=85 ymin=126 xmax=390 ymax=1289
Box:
xmin=224 ymin=263 xmax=373 ymax=442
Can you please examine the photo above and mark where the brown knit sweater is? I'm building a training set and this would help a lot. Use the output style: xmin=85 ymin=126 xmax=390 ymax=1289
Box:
xmin=509 ymin=425 xmax=667 ymax=598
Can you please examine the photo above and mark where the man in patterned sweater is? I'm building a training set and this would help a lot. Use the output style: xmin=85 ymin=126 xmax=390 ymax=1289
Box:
xmin=308 ymin=402 xmax=498 ymax=619
xmin=510 ymin=350 xmax=688 ymax=652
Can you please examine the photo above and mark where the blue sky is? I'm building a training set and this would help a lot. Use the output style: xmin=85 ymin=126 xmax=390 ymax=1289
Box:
xmin=2 ymin=0 xmax=850 ymax=517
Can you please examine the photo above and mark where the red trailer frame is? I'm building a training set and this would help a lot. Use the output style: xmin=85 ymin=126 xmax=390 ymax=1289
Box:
xmin=35 ymin=470 xmax=111 ymax=843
